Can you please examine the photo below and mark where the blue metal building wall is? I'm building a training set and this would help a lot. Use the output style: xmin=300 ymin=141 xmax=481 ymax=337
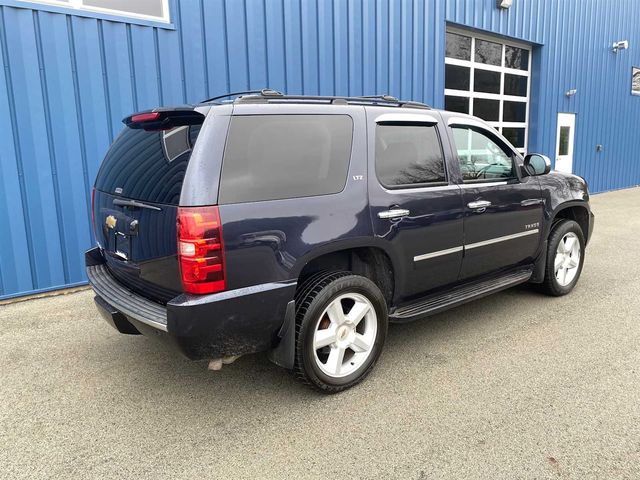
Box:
xmin=0 ymin=0 xmax=638 ymax=299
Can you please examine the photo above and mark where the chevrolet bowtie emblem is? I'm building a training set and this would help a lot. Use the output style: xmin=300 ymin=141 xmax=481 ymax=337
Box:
xmin=105 ymin=215 xmax=117 ymax=229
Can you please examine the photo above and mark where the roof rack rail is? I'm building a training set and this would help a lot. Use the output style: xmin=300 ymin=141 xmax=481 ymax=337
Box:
xmin=229 ymin=90 xmax=431 ymax=109
xmin=201 ymin=88 xmax=282 ymax=104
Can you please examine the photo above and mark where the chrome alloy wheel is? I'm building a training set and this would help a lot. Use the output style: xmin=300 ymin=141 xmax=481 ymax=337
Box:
xmin=554 ymin=232 xmax=581 ymax=286
xmin=312 ymin=293 xmax=377 ymax=378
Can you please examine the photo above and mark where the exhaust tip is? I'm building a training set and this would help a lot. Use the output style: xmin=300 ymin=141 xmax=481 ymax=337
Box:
xmin=208 ymin=355 xmax=241 ymax=371
xmin=208 ymin=359 xmax=223 ymax=371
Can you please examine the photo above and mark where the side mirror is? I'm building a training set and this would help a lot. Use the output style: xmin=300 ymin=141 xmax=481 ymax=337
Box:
xmin=524 ymin=153 xmax=551 ymax=176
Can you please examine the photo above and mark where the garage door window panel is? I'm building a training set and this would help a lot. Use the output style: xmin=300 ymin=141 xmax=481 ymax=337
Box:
xmin=445 ymin=65 xmax=471 ymax=91
xmin=473 ymin=99 xmax=500 ymax=122
xmin=503 ymin=101 xmax=527 ymax=123
xmin=474 ymin=70 xmax=501 ymax=94
xmin=444 ymin=30 xmax=531 ymax=154
xmin=505 ymin=46 xmax=529 ymax=70
xmin=502 ymin=128 xmax=526 ymax=149
xmin=446 ymin=32 xmax=472 ymax=61
xmin=444 ymin=96 xmax=469 ymax=114
xmin=504 ymin=74 xmax=528 ymax=97
xmin=475 ymin=39 xmax=502 ymax=66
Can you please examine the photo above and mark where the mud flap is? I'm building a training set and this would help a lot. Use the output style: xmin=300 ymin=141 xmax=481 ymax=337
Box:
xmin=267 ymin=300 xmax=296 ymax=369
xmin=530 ymin=240 xmax=548 ymax=283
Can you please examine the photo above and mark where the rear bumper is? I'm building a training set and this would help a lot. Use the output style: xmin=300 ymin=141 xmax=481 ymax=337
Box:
xmin=86 ymin=247 xmax=296 ymax=360
xmin=587 ymin=211 xmax=595 ymax=244
xmin=88 ymin=262 xmax=168 ymax=331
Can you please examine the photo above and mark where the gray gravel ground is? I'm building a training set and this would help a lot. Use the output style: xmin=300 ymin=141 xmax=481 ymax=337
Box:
xmin=1 ymin=187 xmax=640 ymax=480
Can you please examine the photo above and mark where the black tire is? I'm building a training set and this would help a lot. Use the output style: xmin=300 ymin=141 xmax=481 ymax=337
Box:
xmin=293 ymin=272 xmax=388 ymax=393
xmin=540 ymin=219 xmax=585 ymax=296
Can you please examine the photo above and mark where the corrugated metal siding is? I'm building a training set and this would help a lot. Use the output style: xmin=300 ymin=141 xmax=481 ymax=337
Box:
xmin=0 ymin=0 xmax=638 ymax=299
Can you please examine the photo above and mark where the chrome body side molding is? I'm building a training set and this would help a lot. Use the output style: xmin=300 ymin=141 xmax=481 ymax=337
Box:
xmin=413 ymin=229 xmax=539 ymax=262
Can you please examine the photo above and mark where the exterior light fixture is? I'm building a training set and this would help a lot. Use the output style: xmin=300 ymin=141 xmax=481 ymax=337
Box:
xmin=497 ymin=0 xmax=513 ymax=8
xmin=612 ymin=40 xmax=629 ymax=53
xmin=565 ymin=89 xmax=577 ymax=97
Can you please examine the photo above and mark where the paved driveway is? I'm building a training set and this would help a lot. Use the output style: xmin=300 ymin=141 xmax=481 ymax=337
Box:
xmin=1 ymin=188 xmax=639 ymax=479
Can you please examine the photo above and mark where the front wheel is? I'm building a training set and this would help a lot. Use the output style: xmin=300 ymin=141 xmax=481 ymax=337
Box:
xmin=294 ymin=272 xmax=388 ymax=393
xmin=541 ymin=219 xmax=585 ymax=296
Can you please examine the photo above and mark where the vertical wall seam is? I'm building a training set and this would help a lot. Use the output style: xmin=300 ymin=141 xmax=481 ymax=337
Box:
xmin=66 ymin=15 xmax=93 ymax=239
xmin=345 ymin=0 xmax=350 ymax=95
xmin=281 ymin=0 xmax=287 ymax=92
xmin=0 ymin=6 xmax=37 ymax=289
xmin=360 ymin=0 xmax=364 ymax=95
xmin=386 ymin=0 xmax=390 ymax=93
xmin=410 ymin=0 xmax=415 ymax=99
xmin=433 ymin=0 xmax=440 ymax=104
xmin=242 ymin=0 xmax=251 ymax=88
xmin=175 ymin=1 xmax=187 ymax=102
xmin=373 ymin=0 xmax=377 ymax=94
xmin=153 ymin=28 xmax=164 ymax=104
xmin=222 ymin=0 xmax=231 ymax=92
xmin=411 ymin=0 xmax=416 ymax=100
xmin=0 ymin=239 xmax=3 ymax=293
xmin=263 ymin=0 xmax=270 ymax=87
xmin=97 ymin=20 xmax=113 ymax=141
xmin=330 ymin=0 xmax=335 ymax=94
xmin=125 ymin=24 xmax=138 ymax=111
xmin=314 ymin=0 xmax=320 ymax=94
xmin=298 ymin=0 xmax=304 ymax=93
xmin=199 ymin=0 xmax=210 ymax=97
xmin=33 ymin=10 xmax=69 ymax=284
xmin=396 ymin=0 xmax=406 ymax=98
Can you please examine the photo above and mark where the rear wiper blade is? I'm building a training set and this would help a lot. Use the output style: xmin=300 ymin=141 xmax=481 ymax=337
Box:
xmin=113 ymin=198 xmax=162 ymax=211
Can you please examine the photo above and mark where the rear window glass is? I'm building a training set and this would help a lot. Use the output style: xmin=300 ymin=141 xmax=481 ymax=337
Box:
xmin=219 ymin=115 xmax=353 ymax=204
xmin=95 ymin=125 xmax=201 ymax=204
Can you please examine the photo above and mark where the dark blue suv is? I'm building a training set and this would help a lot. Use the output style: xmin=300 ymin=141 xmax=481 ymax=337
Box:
xmin=86 ymin=90 xmax=594 ymax=392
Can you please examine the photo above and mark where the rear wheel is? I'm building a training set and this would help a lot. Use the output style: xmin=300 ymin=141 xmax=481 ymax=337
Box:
xmin=541 ymin=219 xmax=585 ymax=296
xmin=294 ymin=272 xmax=388 ymax=393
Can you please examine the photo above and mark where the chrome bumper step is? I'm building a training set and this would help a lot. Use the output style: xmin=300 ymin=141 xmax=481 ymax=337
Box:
xmin=87 ymin=264 xmax=168 ymax=331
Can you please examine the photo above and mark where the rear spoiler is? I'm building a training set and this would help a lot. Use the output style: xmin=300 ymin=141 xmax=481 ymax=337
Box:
xmin=122 ymin=106 xmax=209 ymax=130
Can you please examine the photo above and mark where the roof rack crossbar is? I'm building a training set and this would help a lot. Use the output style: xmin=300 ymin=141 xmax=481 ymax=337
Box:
xmin=357 ymin=94 xmax=399 ymax=101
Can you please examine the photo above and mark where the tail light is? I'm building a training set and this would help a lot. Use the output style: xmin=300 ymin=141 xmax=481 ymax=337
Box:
xmin=177 ymin=206 xmax=226 ymax=294
xmin=130 ymin=112 xmax=160 ymax=123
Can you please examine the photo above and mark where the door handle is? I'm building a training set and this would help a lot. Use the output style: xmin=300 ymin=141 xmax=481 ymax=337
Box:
xmin=378 ymin=208 xmax=410 ymax=219
xmin=520 ymin=198 xmax=543 ymax=207
xmin=467 ymin=200 xmax=492 ymax=209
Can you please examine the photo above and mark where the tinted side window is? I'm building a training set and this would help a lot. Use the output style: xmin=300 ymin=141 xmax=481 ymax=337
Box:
xmin=219 ymin=115 xmax=353 ymax=204
xmin=451 ymin=126 xmax=515 ymax=182
xmin=375 ymin=124 xmax=446 ymax=187
xmin=95 ymin=124 xmax=201 ymax=204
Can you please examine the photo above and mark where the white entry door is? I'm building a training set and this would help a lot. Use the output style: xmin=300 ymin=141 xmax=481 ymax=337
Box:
xmin=555 ymin=113 xmax=575 ymax=173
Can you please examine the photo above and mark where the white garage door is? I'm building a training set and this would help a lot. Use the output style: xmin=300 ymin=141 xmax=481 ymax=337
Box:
xmin=444 ymin=28 xmax=531 ymax=154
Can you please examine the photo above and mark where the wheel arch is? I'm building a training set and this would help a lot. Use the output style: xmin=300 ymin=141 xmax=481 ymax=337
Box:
xmin=549 ymin=201 xmax=590 ymax=244
xmin=292 ymin=240 xmax=399 ymax=306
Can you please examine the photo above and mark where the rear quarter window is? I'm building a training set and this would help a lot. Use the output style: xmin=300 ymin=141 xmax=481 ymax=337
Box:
xmin=218 ymin=114 xmax=353 ymax=204
xmin=95 ymin=125 xmax=201 ymax=204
